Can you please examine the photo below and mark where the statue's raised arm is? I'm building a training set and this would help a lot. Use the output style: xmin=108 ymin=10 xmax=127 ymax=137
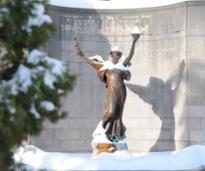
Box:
xmin=123 ymin=33 xmax=140 ymax=67
xmin=74 ymin=38 xmax=103 ymax=70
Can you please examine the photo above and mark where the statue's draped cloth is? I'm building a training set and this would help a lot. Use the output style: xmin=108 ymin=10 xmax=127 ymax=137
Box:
xmin=90 ymin=56 xmax=131 ymax=141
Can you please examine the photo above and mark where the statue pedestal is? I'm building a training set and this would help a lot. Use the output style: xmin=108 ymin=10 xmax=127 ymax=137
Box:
xmin=91 ymin=121 xmax=128 ymax=155
xmin=93 ymin=143 xmax=117 ymax=155
xmin=93 ymin=141 xmax=128 ymax=155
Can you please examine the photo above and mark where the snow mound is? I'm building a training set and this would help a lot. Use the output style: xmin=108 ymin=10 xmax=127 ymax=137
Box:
xmin=14 ymin=145 xmax=205 ymax=170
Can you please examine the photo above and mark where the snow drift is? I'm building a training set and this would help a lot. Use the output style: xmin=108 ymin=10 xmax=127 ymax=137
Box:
xmin=14 ymin=145 xmax=205 ymax=170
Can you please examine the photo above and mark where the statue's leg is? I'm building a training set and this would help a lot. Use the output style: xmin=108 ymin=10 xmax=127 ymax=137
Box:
xmin=118 ymin=95 xmax=126 ymax=139
xmin=102 ymin=94 xmax=118 ymax=141
xmin=120 ymin=119 xmax=126 ymax=139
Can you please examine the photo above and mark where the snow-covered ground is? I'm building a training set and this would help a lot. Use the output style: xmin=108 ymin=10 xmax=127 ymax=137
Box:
xmin=49 ymin=0 xmax=198 ymax=9
xmin=14 ymin=145 xmax=205 ymax=170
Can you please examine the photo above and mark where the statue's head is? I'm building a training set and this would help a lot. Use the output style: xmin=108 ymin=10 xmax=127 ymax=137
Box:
xmin=109 ymin=46 xmax=122 ymax=64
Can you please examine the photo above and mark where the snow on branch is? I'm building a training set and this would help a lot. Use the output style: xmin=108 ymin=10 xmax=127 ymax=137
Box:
xmin=28 ymin=49 xmax=67 ymax=89
xmin=0 ymin=49 xmax=68 ymax=116
xmin=40 ymin=101 xmax=56 ymax=111
xmin=24 ymin=3 xmax=52 ymax=32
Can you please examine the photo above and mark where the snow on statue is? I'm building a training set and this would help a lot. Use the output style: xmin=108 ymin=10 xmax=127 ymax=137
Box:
xmin=74 ymin=29 xmax=140 ymax=153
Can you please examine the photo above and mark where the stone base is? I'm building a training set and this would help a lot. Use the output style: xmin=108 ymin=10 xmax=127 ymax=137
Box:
xmin=92 ymin=141 xmax=128 ymax=155
xmin=92 ymin=121 xmax=129 ymax=155
xmin=94 ymin=143 xmax=117 ymax=155
xmin=115 ymin=141 xmax=128 ymax=150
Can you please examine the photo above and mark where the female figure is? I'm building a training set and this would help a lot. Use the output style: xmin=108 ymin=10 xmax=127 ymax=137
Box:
xmin=74 ymin=34 xmax=140 ymax=142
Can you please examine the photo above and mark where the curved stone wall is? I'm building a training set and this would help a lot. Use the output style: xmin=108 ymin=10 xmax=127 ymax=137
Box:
xmin=31 ymin=1 xmax=205 ymax=152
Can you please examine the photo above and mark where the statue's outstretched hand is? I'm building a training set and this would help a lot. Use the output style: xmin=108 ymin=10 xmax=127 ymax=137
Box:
xmin=73 ymin=37 xmax=80 ymax=48
xmin=73 ymin=38 xmax=84 ymax=57
xmin=132 ymin=33 xmax=140 ymax=41
xmin=131 ymin=27 xmax=141 ymax=41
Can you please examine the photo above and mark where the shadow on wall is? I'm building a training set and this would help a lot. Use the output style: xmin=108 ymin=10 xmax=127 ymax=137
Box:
xmin=127 ymin=60 xmax=185 ymax=151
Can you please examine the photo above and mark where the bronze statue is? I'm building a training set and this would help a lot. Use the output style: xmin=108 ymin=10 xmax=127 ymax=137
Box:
xmin=74 ymin=34 xmax=140 ymax=142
